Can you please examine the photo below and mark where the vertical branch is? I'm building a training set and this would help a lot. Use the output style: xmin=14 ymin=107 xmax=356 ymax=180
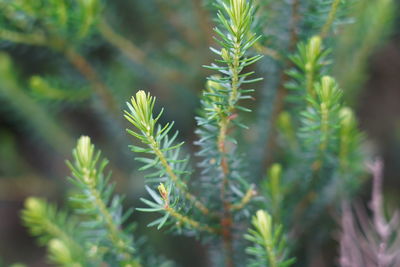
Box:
xmin=217 ymin=15 xmax=246 ymax=266
xmin=198 ymin=1 xmax=263 ymax=265
xmin=320 ymin=0 xmax=341 ymax=38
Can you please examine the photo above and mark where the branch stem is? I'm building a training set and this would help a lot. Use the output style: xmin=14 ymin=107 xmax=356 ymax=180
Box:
xmin=148 ymin=136 xmax=211 ymax=216
xmin=87 ymin=182 xmax=141 ymax=267
xmin=165 ymin=206 xmax=218 ymax=234
xmin=230 ymin=185 xmax=256 ymax=211
xmin=320 ymin=0 xmax=341 ymax=38
xmin=216 ymin=32 xmax=244 ymax=267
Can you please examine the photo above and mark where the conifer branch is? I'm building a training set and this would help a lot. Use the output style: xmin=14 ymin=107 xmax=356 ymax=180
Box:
xmin=156 ymin=183 xmax=219 ymax=234
xmin=21 ymin=198 xmax=88 ymax=266
xmin=263 ymin=164 xmax=284 ymax=221
xmin=320 ymin=0 xmax=341 ymax=38
xmin=124 ymin=91 xmax=211 ymax=217
xmin=245 ymin=210 xmax=295 ymax=267
xmin=198 ymin=0 xmax=263 ymax=264
xmin=286 ymin=35 xmax=329 ymax=108
xmin=230 ymin=184 xmax=256 ymax=211
xmin=166 ymin=206 xmax=218 ymax=234
xmin=150 ymin=136 xmax=211 ymax=216
xmin=7 ymin=1 xmax=380 ymax=266
xmin=67 ymin=136 xmax=141 ymax=267
xmin=300 ymin=75 xmax=343 ymax=167
xmin=0 ymin=1 xmax=121 ymax=122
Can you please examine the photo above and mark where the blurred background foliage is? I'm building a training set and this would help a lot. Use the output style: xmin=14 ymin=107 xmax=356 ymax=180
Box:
xmin=0 ymin=0 xmax=399 ymax=266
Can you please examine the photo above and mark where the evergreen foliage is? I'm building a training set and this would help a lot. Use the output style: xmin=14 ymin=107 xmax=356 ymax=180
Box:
xmin=22 ymin=198 xmax=88 ymax=266
xmin=67 ymin=136 xmax=140 ymax=266
xmin=245 ymin=210 xmax=295 ymax=267
xmin=0 ymin=0 xmax=397 ymax=266
xmin=22 ymin=137 xmax=146 ymax=266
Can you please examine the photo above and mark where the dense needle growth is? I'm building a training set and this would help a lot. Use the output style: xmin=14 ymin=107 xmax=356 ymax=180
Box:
xmin=0 ymin=0 xmax=397 ymax=266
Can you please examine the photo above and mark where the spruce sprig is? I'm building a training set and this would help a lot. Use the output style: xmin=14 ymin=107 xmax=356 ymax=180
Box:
xmin=302 ymin=0 xmax=356 ymax=38
xmin=285 ymin=36 xmax=330 ymax=110
xmin=21 ymin=198 xmax=89 ymax=266
xmin=67 ymin=136 xmax=141 ymax=267
xmin=125 ymin=1 xmax=264 ymax=264
xmin=299 ymin=75 xmax=343 ymax=161
xmin=124 ymin=91 xmax=212 ymax=231
xmin=196 ymin=0 xmax=263 ymax=264
xmin=196 ymin=0 xmax=262 ymax=209
xmin=245 ymin=210 xmax=295 ymax=267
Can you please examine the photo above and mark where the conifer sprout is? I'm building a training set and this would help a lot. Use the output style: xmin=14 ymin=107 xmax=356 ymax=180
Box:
xmin=13 ymin=0 xmax=398 ymax=266
xmin=245 ymin=210 xmax=295 ymax=267
xmin=67 ymin=136 xmax=142 ymax=267
xmin=21 ymin=198 xmax=88 ymax=265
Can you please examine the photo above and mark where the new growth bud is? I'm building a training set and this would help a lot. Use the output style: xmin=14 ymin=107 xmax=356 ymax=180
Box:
xmin=307 ymin=36 xmax=322 ymax=63
xmin=76 ymin=136 xmax=93 ymax=167
xmin=25 ymin=197 xmax=44 ymax=214
xmin=157 ymin=183 xmax=169 ymax=203
xmin=48 ymin=239 xmax=72 ymax=263
xmin=254 ymin=210 xmax=272 ymax=241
